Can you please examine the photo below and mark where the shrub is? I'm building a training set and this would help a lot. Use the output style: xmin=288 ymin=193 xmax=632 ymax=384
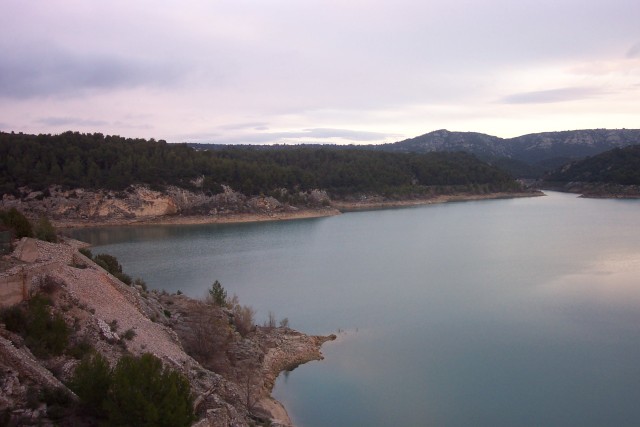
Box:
xmin=21 ymin=295 xmax=69 ymax=358
xmin=67 ymin=338 xmax=95 ymax=360
xmin=122 ymin=329 xmax=136 ymax=340
xmin=69 ymin=352 xmax=112 ymax=416
xmin=0 ymin=305 xmax=27 ymax=334
xmin=0 ymin=208 xmax=33 ymax=239
xmin=79 ymin=247 xmax=93 ymax=259
xmin=233 ymin=304 xmax=256 ymax=337
xmin=93 ymin=254 xmax=123 ymax=276
xmin=104 ymin=353 xmax=195 ymax=427
xmin=34 ymin=215 xmax=57 ymax=242
xmin=115 ymin=272 xmax=132 ymax=286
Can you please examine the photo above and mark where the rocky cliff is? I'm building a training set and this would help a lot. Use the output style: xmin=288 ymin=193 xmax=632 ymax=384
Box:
xmin=0 ymin=185 xmax=334 ymax=227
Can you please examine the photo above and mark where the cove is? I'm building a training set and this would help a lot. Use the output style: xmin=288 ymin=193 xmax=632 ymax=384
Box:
xmin=71 ymin=192 xmax=640 ymax=426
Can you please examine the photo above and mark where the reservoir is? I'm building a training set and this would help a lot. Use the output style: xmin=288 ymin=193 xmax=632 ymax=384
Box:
xmin=71 ymin=191 xmax=640 ymax=426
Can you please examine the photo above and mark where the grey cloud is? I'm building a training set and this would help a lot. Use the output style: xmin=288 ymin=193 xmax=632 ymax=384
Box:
xmin=0 ymin=43 xmax=185 ymax=99
xmin=36 ymin=117 xmax=110 ymax=127
xmin=500 ymin=87 xmax=604 ymax=104
xmin=627 ymin=42 xmax=640 ymax=58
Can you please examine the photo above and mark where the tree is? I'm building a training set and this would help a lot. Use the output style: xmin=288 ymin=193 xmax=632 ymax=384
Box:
xmin=208 ymin=280 xmax=227 ymax=306
xmin=69 ymin=352 xmax=112 ymax=416
xmin=103 ymin=353 xmax=194 ymax=427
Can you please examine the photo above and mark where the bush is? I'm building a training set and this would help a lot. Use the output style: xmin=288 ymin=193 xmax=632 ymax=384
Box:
xmin=122 ymin=329 xmax=136 ymax=341
xmin=79 ymin=247 xmax=93 ymax=258
xmin=69 ymin=352 xmax=112 ymax=416
xmin=0 ymin=208 xmax=33 ymax=239
xmin=24 ymin=295 xmax=69 ymax=358
xmin=104 ymin=353 xmax=195 ymax=427
xmin=6 ymin=295 xmax=70 ymax=358
xmin=67 ymin=338 xmax=95 ymax=360
xmin=114 ymin=272 xmax=132 ymax=286
xmin=0 ymin=305 xmax=27 ymax=334
xmin=93 ymin=254 xmax=123 ymax=276
xmin=233 ymin=304 xmax=256 ymax=337
xmin=34 ymin=215 xmax=57 ymax=242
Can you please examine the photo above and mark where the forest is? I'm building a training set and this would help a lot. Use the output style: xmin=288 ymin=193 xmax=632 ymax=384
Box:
xmin=0 ymin=131 xmax=521 ymax=198
xmin=544 ymin=145 xmax=640 ymax=185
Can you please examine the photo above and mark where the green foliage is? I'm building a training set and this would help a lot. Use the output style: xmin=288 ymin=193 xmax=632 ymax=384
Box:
xmin=0 ymin=305 xmax=27 ymax=334
xmin=103 ymin=353 xmax=195 ymax=427
xmin=70 ymin=353 xmax=194 ymax=426
xmin=545 ymin=145 xmax=640 ymax=185
xmin=34 ymin=215 xmax=57 ymax=242
xmin=79 ymin=247 xmax=93 ymax=258
xmin=93 ymin=253 xmax=123 ymax=275
xmin=1 ymin=295 xmax=70 ymax=358
xmin=69 ymin=352 xmax=112 ymax=416
xmin=122 ymin=328 xmax=136 ymax=340
xmin=23 ymin=295 xmax=69 ymax=358
xmin=0 ymin=207 xmax=33 ymax=238
xmin=66 ymin=338 xmax=95 ymax=360
xmin=0 ymin=131 xmax=518 ymax=198
xmin=208 ymin=280 xmax=227 ymax=306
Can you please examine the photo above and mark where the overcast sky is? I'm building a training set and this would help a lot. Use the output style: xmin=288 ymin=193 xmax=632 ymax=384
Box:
xmin=1 ymin=0 xmax=638 ymax=144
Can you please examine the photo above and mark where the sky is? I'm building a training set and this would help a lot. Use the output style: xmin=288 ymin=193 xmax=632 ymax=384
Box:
xmin=1 ymin=0 xmax=639 ymax=145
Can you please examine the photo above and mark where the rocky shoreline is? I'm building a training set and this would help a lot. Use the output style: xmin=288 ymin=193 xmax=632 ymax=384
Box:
xmin=0 ymin=238 xmax=335 ymax=426
xmin=1 ymin=184 xmax=545 ymax=230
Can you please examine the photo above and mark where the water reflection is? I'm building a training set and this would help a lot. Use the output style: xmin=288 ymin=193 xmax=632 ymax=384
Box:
xmin=71 ymin=193 xmax=640 ymax=427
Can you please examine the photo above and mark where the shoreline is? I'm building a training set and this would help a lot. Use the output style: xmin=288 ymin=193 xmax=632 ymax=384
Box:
xmin=53 ymin=191 xmax=544 ymax=229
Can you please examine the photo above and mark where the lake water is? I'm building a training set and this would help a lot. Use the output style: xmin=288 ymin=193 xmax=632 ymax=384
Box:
xmin=71 ymin=192 xmax=640 ymax=426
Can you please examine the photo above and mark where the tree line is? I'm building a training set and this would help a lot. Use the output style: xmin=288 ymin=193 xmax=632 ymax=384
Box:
xmin=1 ymin=131 xmax=521 ymax=198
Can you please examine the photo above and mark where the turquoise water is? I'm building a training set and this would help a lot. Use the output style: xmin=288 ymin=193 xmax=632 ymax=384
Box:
xmin=71 ymin=192 xmax=640 ymax=426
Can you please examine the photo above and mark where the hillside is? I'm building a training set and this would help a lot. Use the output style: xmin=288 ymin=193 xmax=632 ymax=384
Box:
xmin=0 ymin=131 xmax=531 ymax=225
xmin=0 ymin=237 xmax=334 ymax=426
xmin=376 ymin=128 xmax=640 ymax=178
xmin=542 ymin=145 xmax=640 ymax=197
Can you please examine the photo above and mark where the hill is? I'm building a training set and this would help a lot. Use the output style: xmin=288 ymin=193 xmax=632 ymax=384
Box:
xmin=0 ymin=130 xmax=523 ymax=200
xmin=542 ymin=144 xmax=640 ymax=197
xmin=376 ymin=128 xmax=640 ymax=178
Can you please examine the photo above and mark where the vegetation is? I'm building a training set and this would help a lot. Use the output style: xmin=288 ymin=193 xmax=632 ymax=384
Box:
xmin=0 ymin=207 xmax=57 ymax=243
xmin=0 ymin=131 xmax=520 ymax=198
xmin=208 ymin=280 xmax=227 ymax=306
xmin=0 ymin=207 xmax=33 ymax=239
xmin=0 ymin=294 xmax=69 ymax=358
xmin=70 ymin=352 xmax=195 ymax=426
xmin=83 ymin=251 xmax=137 ymax=286
xmin=34 ymin=215 xmax=57 ymax=242
xmin=545 ymin=145 xmax=640 ymax=185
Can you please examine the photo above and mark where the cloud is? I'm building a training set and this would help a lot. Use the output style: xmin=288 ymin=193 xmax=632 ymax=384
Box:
xmin=500 ymin=87 xmax=605 ymax=104
xmin=627 ymin=42 xmax=640 ymax=58
xmin=183 ymin=127 xmax=400 ymax=145
xmin=0 ymin=42 xmax=185 ymax=99
xmin=36 ymin=117 xmax=110 ymax=127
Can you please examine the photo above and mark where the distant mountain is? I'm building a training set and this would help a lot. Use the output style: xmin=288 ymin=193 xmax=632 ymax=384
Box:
xmin=376 ymin=129 xmax=640 ymax=178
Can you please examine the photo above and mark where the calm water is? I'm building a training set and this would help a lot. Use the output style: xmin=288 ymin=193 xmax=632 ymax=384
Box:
xmin=71 ymin=192 xmax=640 ymax=426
